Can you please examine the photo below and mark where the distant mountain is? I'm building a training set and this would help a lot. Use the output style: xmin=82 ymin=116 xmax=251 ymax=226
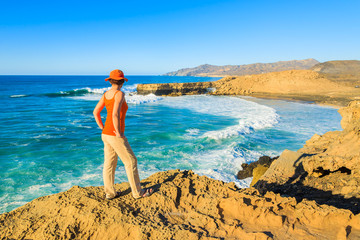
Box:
xmin=163 ymin=59 xmax=319 ymax=76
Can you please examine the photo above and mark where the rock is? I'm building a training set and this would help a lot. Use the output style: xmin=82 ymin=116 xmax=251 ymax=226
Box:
xmin=255 ymin=101 xmax=360 ymax=213
xmin=137 ymin=82 xmax=215 ymax=95
xmin=1 ymin=169 xmax=360 ymax=239
xmin=258 ymin=150 xmax=303 ymax=185
xmin=237 ymin=155 xmax=278 ymax=180
xmin=250 ymin=165 xmax=269 ymax=187
xmin=338 ymin=100 xmax=360 ymax=130
xmin=237 ymin=163 xmax=252 ymax=179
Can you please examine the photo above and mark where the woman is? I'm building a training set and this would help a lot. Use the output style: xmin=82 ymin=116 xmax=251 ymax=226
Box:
xmin=93 ymin=69 xmax=152 ymax=200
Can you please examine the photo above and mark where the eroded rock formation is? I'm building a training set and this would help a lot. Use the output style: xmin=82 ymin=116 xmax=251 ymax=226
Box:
xmin=237 ymin=155 xmax=278 ymax=180
xmin=137 ymin=81 xmax=215 ymax=96
xmin=1 ymin=169 xmax=359 ymax=239
xmin=255 ymin=101 xmax=360 ymax=214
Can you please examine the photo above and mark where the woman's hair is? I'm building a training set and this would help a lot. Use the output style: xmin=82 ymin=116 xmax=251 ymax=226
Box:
xmin=108 ymin=79 xmax=125 ymax=85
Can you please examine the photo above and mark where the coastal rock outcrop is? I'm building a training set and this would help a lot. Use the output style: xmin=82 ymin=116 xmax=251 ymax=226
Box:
xmin=236 ymin=155 xmax=278 ymax=180
xmin=255 ymin=101 xmax=360 ymax=213
xmin=212 ymin=70 xmax=359 ymax=101
xmin=137 ymin=82 xmax=215 ymax=96
xmin=250 ymin=165 xmax=269 ymax=187
xmin=1 ymin=169 xmax=359 ymax=239
xmin=138 ymin=69 xmax=360 ymax=106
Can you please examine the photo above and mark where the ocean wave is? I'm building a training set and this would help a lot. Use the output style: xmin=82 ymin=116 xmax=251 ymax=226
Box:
xmin=122 ymin=84 xmax=138 ymax=93
xmin=183 ymin=128 xmax=200 ymax=139
xmin=41 ymin=85 xmax=160 ymax=104
xmin=10 ymin=94 xmax=28 ymax=98
xmin=191 ymin=143 xmax=276 ymax=188
xmin=28 ymin=183 xmax=54 ymax=192
xmin=202 ymin=113 xmax=278 ymax=139
xmin=0 ymin=200 xmax=29 ymax=214
xmin=160 ymin=95 xmax=279 ymax=140
xmin=43 ymin=87 xmax=109 ymax=98
xmin=126 ymin=93 xmax=162 ymax=104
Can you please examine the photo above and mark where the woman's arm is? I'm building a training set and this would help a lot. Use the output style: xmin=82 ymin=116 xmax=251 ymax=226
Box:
xmin=93 ymin=95 xmax=105 ymax=130
xmin=112 ymin=91 xmax=125 ymax=137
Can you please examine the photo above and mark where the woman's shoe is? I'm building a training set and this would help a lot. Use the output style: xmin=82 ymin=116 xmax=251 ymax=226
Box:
xmin=106 ymin=191 xmax=121 ymax=200
xmin=137 ymin=188 xmax=153 ymax=199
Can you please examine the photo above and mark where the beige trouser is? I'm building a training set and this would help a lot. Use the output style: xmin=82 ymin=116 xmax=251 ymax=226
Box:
xmin=101 ymin=134 xmax=142 ymax=199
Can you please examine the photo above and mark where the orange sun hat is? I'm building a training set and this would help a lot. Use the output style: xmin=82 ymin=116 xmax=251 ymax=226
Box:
xmin=105 ymin=69 xmax=128 ymax=82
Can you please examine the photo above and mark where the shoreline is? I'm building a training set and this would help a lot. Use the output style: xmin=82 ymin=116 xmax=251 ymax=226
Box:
xmin=235 ymin=95 xmax=341 ymax=109
xmin=137 ymin=69 xmax=360 ymax=109
xmin=235 ymin=93 xmax=345 ymax=109
xmin=139 ymin=85 xmax=349 ymax=109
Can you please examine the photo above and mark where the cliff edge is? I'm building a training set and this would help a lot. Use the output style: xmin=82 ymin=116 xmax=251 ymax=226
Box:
xmin=255 ymin=101 xmax=360 ymax=212
xmin=1 ymin=169 xmax=359 ymax=239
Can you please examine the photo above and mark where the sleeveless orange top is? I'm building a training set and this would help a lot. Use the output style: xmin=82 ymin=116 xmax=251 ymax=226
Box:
xmin=102 ymin=90 xmax=128 ymax=136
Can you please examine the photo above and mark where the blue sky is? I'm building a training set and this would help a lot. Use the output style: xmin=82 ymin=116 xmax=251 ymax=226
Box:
xmin=0 ymin=0 xmax=359 ymax=75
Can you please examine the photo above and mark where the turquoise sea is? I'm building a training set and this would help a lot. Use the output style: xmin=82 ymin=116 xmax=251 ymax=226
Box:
xmin=0 ymin=75 xmax=342 ymax=213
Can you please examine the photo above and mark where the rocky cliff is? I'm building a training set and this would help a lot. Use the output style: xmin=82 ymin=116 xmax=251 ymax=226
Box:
xmin=163 ymin=59 xmax=319 ymax=77
xmin=1 ymin=102 xmax=360 ymax=239
xmin=255 ymin=101 xmax=360 ymax=213
xmin=137 ymin=81 xmax=215 ymax=96
xmin=1 ymin=170 xmax=359 ymax=240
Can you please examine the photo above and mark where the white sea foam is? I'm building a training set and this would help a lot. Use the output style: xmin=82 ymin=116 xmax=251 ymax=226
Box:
xmin=68 ymin=87 xmax=109 ymax=94
xmin=74 ymin=85 xmax=136 ymax=95
xmin=0 ymin=200 xmax=28 ymax=213
xmin=126 ymin=93 xmax=162 ymax=104
xmin=28 ymin=183 xmax=53 ymax=192
xmin=10 ymin=142 xmax=30 ymax=146
xmin=190 ymin=143 xmax=277 ymax=188
xmin=79 ymin=173 xmax=98 ymax=180
xmin=183 ymin=128 xmax=201 ymax=140
xmin=66 ymin=87 xmax=108 ymax=101
xmin=67 ymin=85 xmax=162 ymax=104
xmin=160 ymin=95 xmax=279 ymax=140
xmin=85 ymin=87 xmax=110 ymax=94
xmin=68 ymin=94 xmax=102 ymax=101
xmin=32 ymin=134 xmax=54 ymax=139
xmin=185 ymin=128 xmax=200 ymax=136
xmin=10 ymin=94 xmax=27 ymax=98
xmin=122 ymin=84 xmax=138 ymax=93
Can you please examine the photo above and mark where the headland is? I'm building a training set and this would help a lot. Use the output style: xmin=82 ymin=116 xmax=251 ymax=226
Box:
xmin=139 ymin=60 xmax=360 ymax=107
